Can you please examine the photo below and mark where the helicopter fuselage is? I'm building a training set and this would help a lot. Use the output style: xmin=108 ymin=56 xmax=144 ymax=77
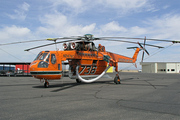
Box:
xmin=29 ymin=42 xmax=140 ymax=87
xmin=30 ymin=50 xmax=108 ymax=80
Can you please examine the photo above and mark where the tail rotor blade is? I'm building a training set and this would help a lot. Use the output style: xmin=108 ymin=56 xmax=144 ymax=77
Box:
xmin=144 ymin=48 xmax=149 ymax=55
xmin=142 ymin=36 xmax=146 ymax=62
xmin=142 ymin=51 xmax=145 ymax=62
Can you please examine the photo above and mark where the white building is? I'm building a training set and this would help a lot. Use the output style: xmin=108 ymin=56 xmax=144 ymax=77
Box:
xmin=140 ymin=62 xmax=180 ymax=73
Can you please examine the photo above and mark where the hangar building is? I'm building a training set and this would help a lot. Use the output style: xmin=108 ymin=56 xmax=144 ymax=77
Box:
xmin=140 ymin=62 xmax=180 ymax=73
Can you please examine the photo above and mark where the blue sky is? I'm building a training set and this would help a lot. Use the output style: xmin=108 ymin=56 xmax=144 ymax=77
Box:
xmin=0 ymin=0 xmax=180 ymax=69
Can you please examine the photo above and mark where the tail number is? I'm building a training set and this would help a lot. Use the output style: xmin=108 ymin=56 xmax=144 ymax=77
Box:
xmin=79 ymin=66 xmax=97 ymax=74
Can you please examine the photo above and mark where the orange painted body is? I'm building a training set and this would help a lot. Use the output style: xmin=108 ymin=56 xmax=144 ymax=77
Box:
xmin=30 ymin=44 xmax=140 ymax=80
xmin=30 ymin=51 xmax=62 ymax=80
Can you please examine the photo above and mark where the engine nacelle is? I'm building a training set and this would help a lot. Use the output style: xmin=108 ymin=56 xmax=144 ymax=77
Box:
xmin=63 ymin=43 xmax=68 ymax=50
xmin=70 ymin=42 xmax=79 ymax=50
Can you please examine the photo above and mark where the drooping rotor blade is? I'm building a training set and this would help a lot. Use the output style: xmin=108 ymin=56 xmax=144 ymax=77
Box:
xmin=24 ymin=39 xmax=82 ymax=51
xmin=99 ymin=37 xmax=180 ymax=43
xmin=25 ymin=43 xmax=57 ymax=51
xmin=127 ymin=47 xmax=138 ymax=49
xmin=99 ymin=39 xmax=164 ymax=48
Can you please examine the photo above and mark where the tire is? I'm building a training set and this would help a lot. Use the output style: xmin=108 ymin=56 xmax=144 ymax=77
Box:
xmin=114 ymin=76 xmax=121 ymax=84
xmin=76 ymin=79 xmax=81 ymax=83
xmin=44 ymin=82 xmax=49 ymax=88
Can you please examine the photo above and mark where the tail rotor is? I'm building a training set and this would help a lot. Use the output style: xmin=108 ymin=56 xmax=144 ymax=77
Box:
xmin=138 ymin=36 xmax=149 ymax=62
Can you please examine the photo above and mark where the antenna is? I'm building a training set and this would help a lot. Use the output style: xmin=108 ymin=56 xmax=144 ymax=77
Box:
xmin=54 ymin=40 xmax=58 ymax=51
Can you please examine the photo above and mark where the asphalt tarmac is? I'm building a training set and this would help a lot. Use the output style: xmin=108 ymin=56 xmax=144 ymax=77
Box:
xmin=0 ymin=72 xmax=180 ymax=120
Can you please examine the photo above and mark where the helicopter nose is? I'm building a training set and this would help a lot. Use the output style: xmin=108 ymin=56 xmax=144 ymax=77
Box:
xmin=30 ymin=61 xmax=38 ymax=71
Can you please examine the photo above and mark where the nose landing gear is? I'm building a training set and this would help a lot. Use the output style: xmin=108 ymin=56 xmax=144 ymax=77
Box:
xmin=44 ymin=80 xmax=49 ymax=88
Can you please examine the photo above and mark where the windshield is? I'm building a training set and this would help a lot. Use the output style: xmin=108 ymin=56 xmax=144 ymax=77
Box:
xmin=34 ymin=52 xmax=43 ymax=61
xmin=40 ymin=53 xmax=48 ymax=60
xmin=34 ymin=52 xmax=49 ymax=61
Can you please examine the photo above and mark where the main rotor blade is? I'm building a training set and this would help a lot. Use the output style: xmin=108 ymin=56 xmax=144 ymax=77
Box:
xmin=0 ymin=39 xmax=48 ymax=46
xmin=0 ymin=37 xmax=79 ymax=46
xmin=47 ymin=37 xmax=83 ymax=41
xmin=99 ymin=37 xmax=180 ymax=43
xmin=99 ymin=39 xmax=164 ymax=48
xmin=24 ymin=39 xmax=81 ymax=51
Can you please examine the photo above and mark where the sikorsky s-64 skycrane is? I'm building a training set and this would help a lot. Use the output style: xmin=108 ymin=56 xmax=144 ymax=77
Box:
xmin=1 ymin=34 xmax=180 ymax=87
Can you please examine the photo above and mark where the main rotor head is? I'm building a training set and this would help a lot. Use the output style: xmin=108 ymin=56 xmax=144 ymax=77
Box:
xmin=83 ymin=34 xmax=94 ymax=41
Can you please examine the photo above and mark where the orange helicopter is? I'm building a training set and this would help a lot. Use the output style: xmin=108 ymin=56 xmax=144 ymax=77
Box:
xmin=1 ymin=34 xmax=180 ymax=87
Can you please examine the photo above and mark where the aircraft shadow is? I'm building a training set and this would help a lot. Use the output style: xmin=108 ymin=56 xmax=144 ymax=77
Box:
xmin=32 ymin=80 xmax=114 ymax=92
xmin=32 ymin=78 xmax=159 ymax=92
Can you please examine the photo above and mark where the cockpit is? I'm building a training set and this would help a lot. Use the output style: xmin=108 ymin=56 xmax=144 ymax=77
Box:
xmin=33 ymin=51 xmax=56 ymax=68
xmin=34 ymin=51 xmax=49 ymax=61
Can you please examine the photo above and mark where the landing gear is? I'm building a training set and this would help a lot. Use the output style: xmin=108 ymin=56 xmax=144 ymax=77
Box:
xmin=114 ymin=74 xmax=121 ymax=84
xmin=44 ymin=81 xmax=49 ymax=88
xmin=76 ymin=79 xmax=81 ymax=83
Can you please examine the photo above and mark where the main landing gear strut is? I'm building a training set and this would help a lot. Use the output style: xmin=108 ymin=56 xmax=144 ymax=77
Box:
xmin=114 ymin=73 xmax=121 ymax=84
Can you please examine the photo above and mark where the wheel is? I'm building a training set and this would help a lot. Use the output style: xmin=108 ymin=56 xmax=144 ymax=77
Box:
xmin=114 ymin=76 xmax=121 ymax=84
xmin=44 ymin=82 xmax=49 ymax=88
xmin=76 ymin=79 xmax=81 ymax=83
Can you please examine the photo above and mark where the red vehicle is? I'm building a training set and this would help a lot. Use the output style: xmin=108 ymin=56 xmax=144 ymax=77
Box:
xmin=15 ymin=64 xmax=30 ymax=73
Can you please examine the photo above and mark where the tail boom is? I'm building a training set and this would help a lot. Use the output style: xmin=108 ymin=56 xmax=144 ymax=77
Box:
xmin=108 ymin=47 xmax=140 ymax=63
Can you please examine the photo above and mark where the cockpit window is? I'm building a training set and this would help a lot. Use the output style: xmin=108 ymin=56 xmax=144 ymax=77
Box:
xmin=44 ymin=53 xmax=50 ymax=62
xmin=34 ymin=52 xmax=43 ymax=61
xmin=40 ymin=53 xmax=48 ymax=60
xmin=51 ymin=54 xmax=56 ymax=64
